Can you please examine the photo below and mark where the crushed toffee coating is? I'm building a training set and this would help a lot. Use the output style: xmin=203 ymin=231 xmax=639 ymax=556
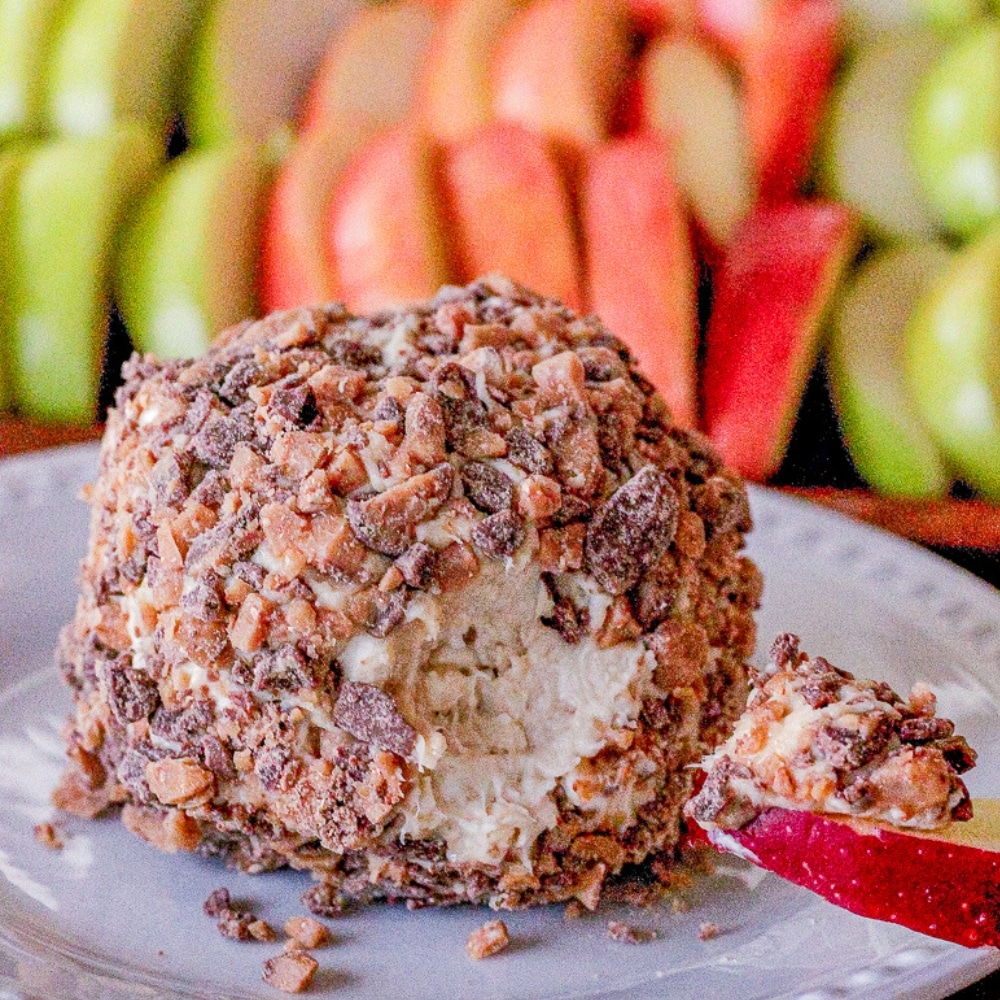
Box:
xmin=55 ymin=277 xmax=760 ymax=909
xmin=686 ymin=633 xmax=976 ymax=832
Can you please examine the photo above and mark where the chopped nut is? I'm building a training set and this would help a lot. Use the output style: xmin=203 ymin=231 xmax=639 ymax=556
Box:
xmin=262 ymin=951 xmax=319 ymax=993
xmin=466 ymin=919 xmax=510 ymax=960
xmin=284 ymin=915 xmax=329 ymax=949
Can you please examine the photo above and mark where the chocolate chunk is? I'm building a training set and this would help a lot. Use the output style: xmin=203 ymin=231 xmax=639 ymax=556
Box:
xmin=190 ymin=404 xmax=255 ymax=469
xmin=301 ymin=883 xmax=350 ymax=917
xmin=394 ymin=543 xmax=435 ymax=589
xmin=150 ymin=453 xmax=193 ymax=508
xmin=219 ymin=358 xmax=266 ymax=404
xmin=333 ymin=681 xmax=416 ymax=758
xmin=150 ymin=701 xmax=213 ymax=743
xmin=180 ymin=571 xmax=224 ymax=622
xmin=472 ymin=510 xmax=525 ymax=559
xmin=269 ymin=383 xmax=319 ymax=427
xmin=693 ymin=475 xmax=752 ymax=537
xmin=505 ymin=426 xmax=553 ymax=475
xmin=104 ymin=656 xmax=160 ymax=724
xmin=461 ymin=461 xmax=514 ymax=513
xmin=937 ymin=735 xmax=977 ymax=774
xmin=366 ymin=588 xmax=408 ymax=638
xmin=203 ymin=887 xmax=232 ymax=917
xmin=585 ymin=466 xmax=679 ymax=595
xmin=325 ymin=336 xmax=381 ymax=368
xmin=243 ymin=646 xmax=313 ymax=694
xmin=899 ymin=717 xmax=955 ymax=743
xmin=254 ymin=745 xmax=300 ymax=792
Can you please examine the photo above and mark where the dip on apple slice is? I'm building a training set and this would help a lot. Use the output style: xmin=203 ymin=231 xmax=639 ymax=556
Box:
xmin=685 ymin=634 xmax=1000 ymax=950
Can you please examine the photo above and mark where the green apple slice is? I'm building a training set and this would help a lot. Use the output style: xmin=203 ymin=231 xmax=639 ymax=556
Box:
xmin=184 ymin=0 xmax=364 ymax=148
xmin=822 ymin=32 xmax=942 ymax=242
xmin=905 ymin=223 xmax=1000 ymax=499
xmin=910 ymin=21 xmax=1000 ymax=239
xmin=843 ymin=0 xmax=980 ymax=45
xmin=8 ymin=123 xmax=161 ymax=423
xmin=0 ymin=145 xmax=33 ymax=410
xmin=43 ymin=0 xmax=205 ymax=137
xmin=829 ymin=243 xmax=952 ymax=498
xmin=116 ymin=144 xmax=271 ymax=359
xmin=0 ymin=0 xmax=66 ymax=141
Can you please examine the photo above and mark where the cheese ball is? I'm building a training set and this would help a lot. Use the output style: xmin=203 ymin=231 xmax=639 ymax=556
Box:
xmin=55 ymin=277 xmax=761 ymax=909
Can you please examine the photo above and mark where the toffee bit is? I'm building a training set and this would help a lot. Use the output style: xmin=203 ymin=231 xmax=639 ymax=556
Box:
xmin=284 ymin=915 xmax=329 ymax=950
xmin=466 ymin=919 xmax=510 ymax=960
xmin=33 ymin=821 xmax=64 ymax=850
xmin=262 ymin=951 xmax=319 ymax=993
xmin=606 ymin=921 xmax=656 ymax=944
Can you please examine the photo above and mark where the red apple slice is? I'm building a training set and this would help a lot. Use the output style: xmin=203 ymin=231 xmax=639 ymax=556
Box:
xmin=581 ymin=131 xmax=697 ymax=427
xmin=699 ymin=800 xmax=1000 ymax=950
xmin=490 ymin=0 xmax=631 ymax=160
xmin=259 ymin=119 xmax=379 ymax=312
xmin=440 ymin=122 xmax=581 ymax=310
xmin=298 ymin=1 xmax=437 ymax=137
xmin=418 ymin=0 xmax=527 ymax=144
xmin=640 ymin=35 xmax=755 ymax=248
xmin=324 ymin=124 xmax=450 ymax=314
xmin=701 ymin=201 xmax=858 ymax=481
xmin=741 ymin=0 xmax=841 ymax=200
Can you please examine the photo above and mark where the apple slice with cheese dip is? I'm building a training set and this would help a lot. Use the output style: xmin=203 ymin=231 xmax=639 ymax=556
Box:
xmin=685 ymin=632 xmax=1000 ymax=950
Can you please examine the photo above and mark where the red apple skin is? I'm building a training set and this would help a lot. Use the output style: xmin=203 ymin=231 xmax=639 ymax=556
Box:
xmin=626 ymin=0 xmax=697 ymax=36
xmin=701 ymin=802 xmax=1000 ymax=950
xmin=324 ymin=124 xmax=450 ymax=314
xmin=742 ymin=0 xmax=841 ymax=200
xmin=581 ymin=131 xmax=697 ymax=427
xmin=440 ymin=122 xmax=582 ymax=310
xmin=490 ymin=0 xmax=631 ymax=162
xmin=701 ymin=201 xmax=857 ymax=481
xmin=260 ymin=122 xmax=378 ymax=311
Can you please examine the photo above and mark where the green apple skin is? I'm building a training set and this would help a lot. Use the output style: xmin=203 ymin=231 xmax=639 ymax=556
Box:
xmin=905 ymin=223 xmax=1000 ymax=499
xmin=115 ymin=145 xmax=270 ymax=360
xmin=0 ymin=0 xmax=67 ymax=141
xmin=822 ymin=32 xmax=942 ymax=243
xmin=8 ymin=123 xmax=162 ymax=424
xmin=910 ymin=21 xmax=1000 ymax=240
xmin=829 ymin=244 xmax=952 ymax=498
xmin=0 ymin=145 xmax=33 ymax=410
xmin=184 ymin=0 xmax=363 ymax=148
xmin=43 ymin=0 xmax=206 ymax=136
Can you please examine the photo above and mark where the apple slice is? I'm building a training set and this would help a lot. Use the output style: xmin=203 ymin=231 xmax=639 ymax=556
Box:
xmin=842 ymin=0 xmax=980 ymax=45
xmin=440 ymin=122 xmax=581 ymax=310
xmin=324 ymin=124 xmax=450 ymax=314
xmin=910 ymin=21 xmax=1000 ymax=239
xmin=418 ymin=0 xmax=527 ymax=144
xmin=581 ymin=131 xmax=697 ymax=427
xmin=116 ymin=144 xmax=271 ymax=360
xmin=298 ymin=1 xmax=437 ymax=137
xmin=640 ymin=35 xmax=755 ymax=248
xmin=42 ymin=0 xmax=203 ymax=137
xmin=699 ymin=801 xmax=1000 ymax=950
xmin=0 ymin=146 xmax=32 ymax=411
xmin=905 ymin=224 xmax=1000 ymax=501
xmin=701 ymin=201 xmax=858 ymax=482
xmin=821 ymin=31 xmax=943 ymax=242
xmin=490 ymin=0 xmax=631 ymax=159
xmin=185 ymin=0 xmax=364 ymax=148
xmin=741 ymin=0 xmax=840 ymax=201
xmin=259 ymin=120 xmax=380 ymax=313
xmin=6 ymin=123 xmax=161 ymax=424
xmin=0 ymin=0 xmax=65 ymax=141
xmin=829 ymin=244 xmax=952 ymax=499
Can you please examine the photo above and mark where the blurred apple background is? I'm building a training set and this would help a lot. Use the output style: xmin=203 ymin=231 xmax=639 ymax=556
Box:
xmin=3 ymin=0 xmax=1000 ymax=560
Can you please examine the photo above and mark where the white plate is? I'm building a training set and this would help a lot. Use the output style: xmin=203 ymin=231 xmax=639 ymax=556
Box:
xmin=1 ymin=445 xmax=999 ymax=1000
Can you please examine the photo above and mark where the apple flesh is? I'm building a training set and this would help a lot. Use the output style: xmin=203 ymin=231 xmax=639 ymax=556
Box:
xmin=259 ymin=120 xmax=379 ymax=312
xmin=6 ymin=123 xmax=161 ymax=423
xmin=0 ymin=0 xmax=65 ymax=141
xmin=324 ymin=124 xmax=450 ymax=314
xmin=580 ymin=130 xmax=697 ymax=427
xmin=298 ymin=1 xmax=437 ymax=137
xmin=821 ymin=31 xmax=942 ymax=242
xmin=829 ymin=243 xmax=952 ymax=499
xmin=699 ymin=799 xmax=1000 ymax=950
xmin=702 ymin=201 xmax=858 ymax=481
xmin=0 ymin=146 xmax=32 ymax=410
xmin=909 ymin=21 xmax=1000 ymax=239
xmin=42 ymin=0 xmax=203 ymax=137
xmin=184 ymin=0 xmax=364 ymax=148
xmin=640 ymin=35 xmax=755 ymax=248
xmin=116 ymin=144 xmax=271 ymax=360
xmin=418 ymin=0 xmax=527 ymax=145
xmin=905 ymin=223 xmax=1000 ymax=501
xmin=490 ymin=0 xmax=631 ymax=160
xmin=441 ymin=122 xmax=581 ymax=310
